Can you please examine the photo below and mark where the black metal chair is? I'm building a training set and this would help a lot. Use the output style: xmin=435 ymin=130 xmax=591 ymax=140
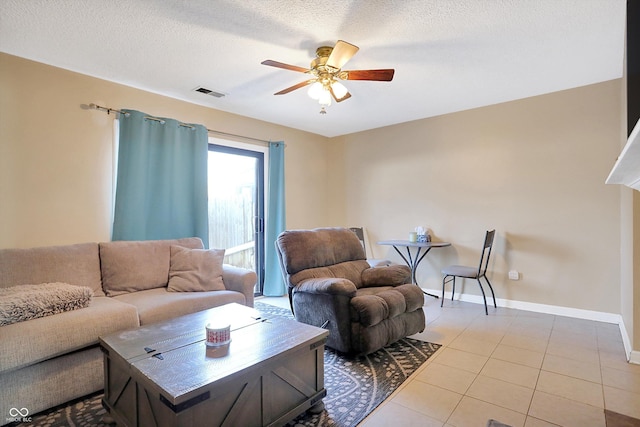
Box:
xmin=441 ymin=230 xmax=497 ymax=315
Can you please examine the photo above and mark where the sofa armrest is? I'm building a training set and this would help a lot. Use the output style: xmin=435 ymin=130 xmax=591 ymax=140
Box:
xmin=361 ymin=264 xmax=411 ymax=287
xmin=222 ymin=264 xmax=257 ymax=307
xmin=295 ymin=277 xmax=357 ymax=297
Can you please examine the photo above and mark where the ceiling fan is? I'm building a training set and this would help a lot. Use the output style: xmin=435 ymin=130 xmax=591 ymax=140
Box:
xmin=261 ymin=40 xmax=394 ymax=113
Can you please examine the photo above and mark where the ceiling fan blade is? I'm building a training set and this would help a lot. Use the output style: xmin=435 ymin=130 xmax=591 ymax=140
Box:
xmin=329 ymin=86 xmax=352 ymax=103
xmin=261 ymin=60 xmax=309 ymax=73
xmin=274 ymin=80 xmax=315 ymax=95
xmin=326 ymin=40 xmax=359 ymax=70
xmin=344 ymin=69 xmax=395 ymax=81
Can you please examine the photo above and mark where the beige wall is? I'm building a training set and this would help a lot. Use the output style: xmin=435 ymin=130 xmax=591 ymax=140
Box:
xmin=0 ymin=53 xmax=330 ymax=248
xmin=329 ymin=80 xmax=624 ymax=315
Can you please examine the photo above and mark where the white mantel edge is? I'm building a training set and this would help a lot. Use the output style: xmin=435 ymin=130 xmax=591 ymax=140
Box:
xmin=607 ymin=118 xmax=640 ymax=191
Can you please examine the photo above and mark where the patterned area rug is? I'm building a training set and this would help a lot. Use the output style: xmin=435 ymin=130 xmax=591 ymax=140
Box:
xmin=12 ymin=301 xmax=440 ymax=427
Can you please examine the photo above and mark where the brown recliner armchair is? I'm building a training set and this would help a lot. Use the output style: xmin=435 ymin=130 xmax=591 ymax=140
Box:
xmin=275 ymin=227 xmax=425 ymax=355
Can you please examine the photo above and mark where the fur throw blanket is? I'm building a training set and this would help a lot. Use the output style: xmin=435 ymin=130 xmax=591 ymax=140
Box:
xmin=0 ymin=282 xmax=93 ymax=326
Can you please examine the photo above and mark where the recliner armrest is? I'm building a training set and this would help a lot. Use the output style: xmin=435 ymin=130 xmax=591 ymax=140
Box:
xmin=361 ymin=264 xmax=411 ymax=287
xmin=295 ymin=277 xmax=357 ymax=297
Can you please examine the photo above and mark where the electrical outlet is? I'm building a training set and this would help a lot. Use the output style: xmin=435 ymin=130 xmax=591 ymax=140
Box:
xmin=508 ymin=270 xmax=520 ymax=280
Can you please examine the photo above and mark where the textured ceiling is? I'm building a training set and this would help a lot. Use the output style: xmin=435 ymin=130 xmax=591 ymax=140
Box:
xmin=0 ymin=0 xmax=627 ymax=137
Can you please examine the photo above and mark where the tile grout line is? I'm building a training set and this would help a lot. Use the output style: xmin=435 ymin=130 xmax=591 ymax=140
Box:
xmin=524 ymin=312 xmax=555 ymax=425
xmin=596 ymin=327 xmax=607 ymax=421
xmin=443 ymin=308 xmax=520 ymax=426
xmin=484 ymin=312 xmax=542 ymax=425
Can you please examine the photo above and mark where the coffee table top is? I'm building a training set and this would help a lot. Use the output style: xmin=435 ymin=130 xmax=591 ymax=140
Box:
xmin=100 ymin=303 xmax=328 ymax=404
xmin=100 ymin=303 xmax=264 ymax=362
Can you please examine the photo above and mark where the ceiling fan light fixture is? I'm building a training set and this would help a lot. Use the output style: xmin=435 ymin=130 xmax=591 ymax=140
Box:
xmin=262 ymin=39 xmax=395 ymax=111
xmin=331 ymin=81 xmax=348 ymax=100
xmin=308 ymin=81 xmax=323 ymax=100
xmin=318 ymin=89 xmax=332 ymax=107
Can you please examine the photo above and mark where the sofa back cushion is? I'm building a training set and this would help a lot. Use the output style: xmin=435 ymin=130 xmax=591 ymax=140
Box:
xmin=100 ymin=237 xmax=204 ymax=296
xmin=0 ymin=242 xmax=104 ymax=296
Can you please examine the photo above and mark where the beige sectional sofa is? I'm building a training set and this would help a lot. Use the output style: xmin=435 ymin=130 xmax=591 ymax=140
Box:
xmin=0 ymin=237 xmax=256 ymax=425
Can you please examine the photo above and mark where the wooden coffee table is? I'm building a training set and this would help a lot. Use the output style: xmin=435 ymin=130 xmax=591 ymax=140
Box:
xmin=99 ymin=303 xmax=328 ymax=427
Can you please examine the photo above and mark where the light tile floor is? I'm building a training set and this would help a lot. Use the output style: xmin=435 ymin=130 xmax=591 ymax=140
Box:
xmin=259 ymin=295 xmax=640 ymax=427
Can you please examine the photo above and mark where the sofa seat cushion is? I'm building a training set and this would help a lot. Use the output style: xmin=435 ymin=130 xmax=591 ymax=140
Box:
xmin=113 ymin=288 xmax=245 ymax=325
xmin=350 ymin=284 xmax=424 ymax=328
xmin=100 ymin=237 xmax=204 ymax=296
xmin=0 ymin=282 xmax=93 ymax=326
xmin=0 ymin=296 xmax=139 ymax=373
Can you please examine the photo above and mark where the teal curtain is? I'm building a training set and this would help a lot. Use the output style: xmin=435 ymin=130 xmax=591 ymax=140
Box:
xmin=263 ymin=141 xmax=286 ymax=296
xmin=112 ymin=109 xmax=209 ymax=245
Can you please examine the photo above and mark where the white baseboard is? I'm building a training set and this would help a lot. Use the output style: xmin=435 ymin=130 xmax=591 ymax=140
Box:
xmin=616 ymin=319 xmax=638 ymax=364
xmin=430 ymin=288 xmax=638 ymax=365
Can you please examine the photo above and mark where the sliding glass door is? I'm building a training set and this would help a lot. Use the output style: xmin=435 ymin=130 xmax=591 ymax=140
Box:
xmin=207 ymin=144 xmax=265 ymax=295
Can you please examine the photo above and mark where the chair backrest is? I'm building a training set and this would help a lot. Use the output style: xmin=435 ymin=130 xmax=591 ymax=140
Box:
xmin=477 ymin=229 xmax=496 ymax=276
xmin=276 ymin=227 xmax=366 ymax=277
xmin=275 ymin=227 xmax=369 ymax=313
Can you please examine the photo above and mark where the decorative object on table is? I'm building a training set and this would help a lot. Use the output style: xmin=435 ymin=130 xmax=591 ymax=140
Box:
xmin=441 ymin=229 xmax=497 ymax=315
xmin=408 ymin=231 xmax=418 ymax=242
xmin=276 ymin=227 xmax=426 ymax=355
xmin=415 ymin=226 xmax=430 ymax=243
xmin=16 ymin=302 xmax=441 ymax=427
xmin=205 ymin=320 xmax=231 ymax=346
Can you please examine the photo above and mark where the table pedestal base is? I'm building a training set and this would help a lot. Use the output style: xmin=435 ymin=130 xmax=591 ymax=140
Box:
xmin=377 ymin=240 xmax=452 ymax=300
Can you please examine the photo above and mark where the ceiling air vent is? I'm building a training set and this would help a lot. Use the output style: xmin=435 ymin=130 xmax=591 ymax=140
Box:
xmin=193 ymin=87 xmax=226 ymax=98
